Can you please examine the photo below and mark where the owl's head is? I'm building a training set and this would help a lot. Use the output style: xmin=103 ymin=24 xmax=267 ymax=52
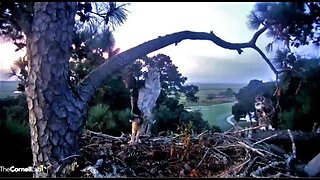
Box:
xmin=255 ymin=95 xmax=265 ymax=103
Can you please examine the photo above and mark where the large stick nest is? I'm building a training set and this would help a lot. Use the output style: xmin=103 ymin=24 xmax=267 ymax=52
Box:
xmin=61 ymin=128 xmax=307 ymax=178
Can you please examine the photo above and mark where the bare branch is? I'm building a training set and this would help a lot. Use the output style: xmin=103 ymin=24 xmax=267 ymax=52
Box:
xmin=78 ymin=27 xmax=271 ymax=103
xmin=251 ymin=45 xmax=279 ymax=75
xmin=249 ymin=25 xmax=269 ymax=45
xmin=287 ymin=129 xmax=297 ymax=158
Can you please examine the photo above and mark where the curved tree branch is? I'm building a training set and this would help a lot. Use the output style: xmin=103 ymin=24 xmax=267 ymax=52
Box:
xmin=249 ymin=25 xmax=269 ymax=45
xmin=78 ymin=27 xmax=274 ymax=103
xmin=251 ymin=45 xmax=279 ymax=75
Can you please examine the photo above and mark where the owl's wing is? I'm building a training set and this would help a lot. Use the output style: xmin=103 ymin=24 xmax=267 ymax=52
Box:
xmin=137 ymin=67 xmax=161 ymax=116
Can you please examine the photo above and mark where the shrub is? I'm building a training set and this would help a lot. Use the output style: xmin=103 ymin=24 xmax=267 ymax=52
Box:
xmin=86 ymin=103 xmax=114 ymax=133
xmin=86 ymin=104 xmax=132 ymax=136
xmin=153 ymin=97 xmax=212 ymax=134
xmin=0 ymin=95 xmax=29 ymax=137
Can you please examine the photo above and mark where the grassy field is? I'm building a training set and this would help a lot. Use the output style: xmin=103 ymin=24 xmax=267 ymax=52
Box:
xmin=0 ymin=81 xmax=19 ymax=99
xmin=182 ymin=83 xmax=247 ymax=131
xmin=188 ymin=102 xmax=236 ymax=132
xmin=180 ymin=83 xmax=245 ymax=107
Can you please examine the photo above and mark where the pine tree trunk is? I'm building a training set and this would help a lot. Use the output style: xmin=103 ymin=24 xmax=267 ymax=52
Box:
xmin=25 ymin=2 xmax=86 ymax=177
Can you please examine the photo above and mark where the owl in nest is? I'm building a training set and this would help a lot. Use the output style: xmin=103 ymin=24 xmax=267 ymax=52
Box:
xmin=128 ymin=116 xmax=143 ymax=145
xmin=255 ymin=95 xmax=275 ymax=131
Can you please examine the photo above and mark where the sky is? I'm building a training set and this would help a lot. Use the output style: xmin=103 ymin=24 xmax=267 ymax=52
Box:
xmin=112 ymin=2 xmax=276 ymax=84
xmin=1 ymin=2 xmax=316 ymax=84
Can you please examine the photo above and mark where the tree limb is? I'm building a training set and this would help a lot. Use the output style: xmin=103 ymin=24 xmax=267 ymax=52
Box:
xmin=251 ymin=130 xmax=320 ymax=144
xmin=251 ymin=45 xmax=278 ymax=75
xmin=78 ymin=27 xmax=271 ymax=103
xmin=249 ymin=25 xmax=269 ymax=45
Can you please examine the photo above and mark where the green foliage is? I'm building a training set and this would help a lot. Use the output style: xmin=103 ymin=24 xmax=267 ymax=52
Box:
xmin=90 ymin=75 xmax=131 ymax=111
xmin=1 ymin=116 xmax=29 ymax=136
xmin=0 ymin=95 xmax=29 ymax=137
xmin=180 ymin=110 xmax=211 ymax=133
xmin=87 ymin=103 xmax=113 ymax=130
xmin=277 ymin=57 xmax=320 ymax=131
xmin=86 ymin=103 xmax=131 ymax=135
xmin=153 ymin=97 xmax=211 ymax=134
xmin=0 ymin=95 xmax=31 ymax=168
xmin=183 ymin=85 xmax=199 ymax=102
xmin=211 ymin=125 xmax=222 ymax=133
xmin=278 ymin=109 xmax=295 ymax=129
xmin=126 ymin=54 xmax=199 ymax=101
xmin=249 ymin=2 xmax=320 ymax=48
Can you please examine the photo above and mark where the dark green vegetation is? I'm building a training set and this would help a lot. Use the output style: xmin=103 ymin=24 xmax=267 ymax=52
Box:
xmin=232 ymin=56 xmax=320 ymax=132
xmin=0 ymin=95 xmax=32 ymax=177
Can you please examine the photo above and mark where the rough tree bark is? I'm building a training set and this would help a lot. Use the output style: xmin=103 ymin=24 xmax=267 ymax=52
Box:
xmin=20 ymin=2 xmax=282 ymax=177
xmin=25 ymin=2 xmax=87 ymax=177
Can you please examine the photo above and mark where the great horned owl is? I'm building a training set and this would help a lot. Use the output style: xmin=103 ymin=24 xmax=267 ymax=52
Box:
xmin=255 ymin=95 xmax=275 ymax=131
xmin=128 ymin=116 xmax=143 ymax=145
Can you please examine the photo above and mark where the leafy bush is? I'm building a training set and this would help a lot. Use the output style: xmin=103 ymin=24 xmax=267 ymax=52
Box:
xmin=0 ymin=95 xmax=29 ymax=137
xmin=180 ymin=110 xmax=211 ymax=134
xmin=86 ymin=103 xmax=114 ymax=132
xmin=211 ymin=125 xmax=222 ymax=133
xmin=153 ymin=97 xmax=212 ymax=134
xmin=0 ymin=95 xmax=31 ymax=167
xmin=85 ymin=104 xmax=131 ymax=135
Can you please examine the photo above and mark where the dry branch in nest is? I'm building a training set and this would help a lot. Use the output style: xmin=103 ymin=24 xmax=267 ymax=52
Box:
xmin=58 ymin=129 xmax=318 ymax=177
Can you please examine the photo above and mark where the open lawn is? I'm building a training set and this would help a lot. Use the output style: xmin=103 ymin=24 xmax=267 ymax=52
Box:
xmin=188 ymin=102 xmax=236 ymax=132
xmin=182 ymin=83 xmax=247 ymax=131
xmin=180 ymin=83 xmax=245 ymax=107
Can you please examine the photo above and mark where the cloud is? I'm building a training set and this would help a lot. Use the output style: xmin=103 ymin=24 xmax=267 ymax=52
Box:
xmin=113 ymin=3 xmax=277 ymax=84
xmin=180 ymin=49 xmax=276 ymax=83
